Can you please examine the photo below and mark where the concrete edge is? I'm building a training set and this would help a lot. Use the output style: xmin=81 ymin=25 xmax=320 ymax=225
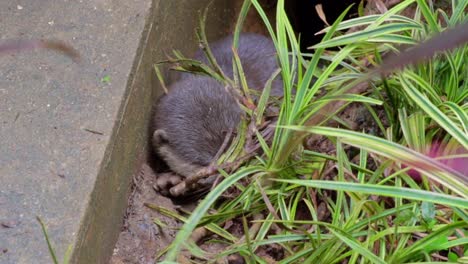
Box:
xmin=70 ymin=2 xmax=156 ymax=263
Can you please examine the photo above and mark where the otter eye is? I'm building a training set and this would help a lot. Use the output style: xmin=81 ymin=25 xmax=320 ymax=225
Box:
xmin=159 ymin=135 xmax=169 ymax=144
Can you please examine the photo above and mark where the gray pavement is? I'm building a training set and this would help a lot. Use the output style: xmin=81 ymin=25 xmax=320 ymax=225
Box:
xmin=0 ymin=0 xmax=235 ymax=263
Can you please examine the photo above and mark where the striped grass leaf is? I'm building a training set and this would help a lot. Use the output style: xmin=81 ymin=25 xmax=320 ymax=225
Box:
xmin=303 ymin=150 xmax=374 ymax=175
xmin=298 ymin=4 xmax=356 ymax=109
xmin=391 ymin=221 xmax=467 ymax=263
xmin=348 ymin=203 xmax=416 ymax=232
xmin=232 ymin=0 xmax=251 ymax=49
xmin=306 ymin=237 xmax=347 ymax=263
xmin=289 ymin=7 xmax=357 ymax=120
xmin=456 ymin=89 xmax=468 ymax=105
xmin=365 ymin=34 xmax=419 ymax=44
xmin=253 ymin=213 xmax=274 ymax=247
xmin=162 ymin=55 xmax=226 ymax=84
xmin=398 ymin=109 xmax=426 ymax=152
xmin=196 ymin=6 xmax=230 ymax=81
xmin=232 ymin=47 xmax=253 ymax=102
xmin=312 ymin=23 xmax=422 ymax=49
xmin=277 ymin=189 xmax=290 ymax=222
xmin=284 ymin=126 xmax=468 ymax=198
xmin=146 ymin=204 xmax=238 ymax=243
xmin=333 ymin=141 xmax=347 ymax=226
xmin=280 ymin=8 xmax=301 ymax=87
xmin=288 ymin=187 xmax=303 ymax=222
xmin=302 ymin=45 xmax=356 ymax=107
xmin=256 ymin=68 xmax=281 ymax=125
xmin=438 ymin=237 xmax=468 ymax=249
xmin=399 ymin=74 xmax=468 ymax=149
xmin=240 ymin=216 xmax=255 ymax=262
xmin=275 ymin=0 xmax=298 ymax=97
xmin=219 ymin=118 xmax=248 ymax=164
xmin=279 ymin=248 xmax=314 ymax=263
xmin=163 ymin=166 xmax=264 ymax=261
xmin=327 ymin=226 xmax=386 ymax=264
xmin=441 ymin=101 xmax=468 ymax=134
xmin=312 ymin=94 xmax=382 ymax=105
xmin=400 ymin=71 xmax=442 ymax=104
xmin=357 ymin=148 xmax=369 ymax=182
xmin=318 ymin=14 xmax=420 ymax=34
xmin=369 ymin=224 xmax=456 ymax=245
xmin=277 ymin=179 xmax=468 ymax=209
xmin=216 ymin=233 xmax=328 ymax=260
xmin=256 ymin=131 xmax=272 ymax=161
xmin=415 ymin=0 xmax=439 ymax=32
xmin=268 ymin=5 xmax=356 ymax=169
xmin=368 ymin=0 xmax=418 ymax=29
xmin=443 ymin=53 xmax=460 ymax=102
xmin=449 ymin=0 xmax=468 ymax=25
xmin=250 ymin=204 xmax=417 ymax=261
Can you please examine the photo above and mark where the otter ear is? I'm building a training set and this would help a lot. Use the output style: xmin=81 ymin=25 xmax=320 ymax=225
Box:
xmin=153 ymin=129 xmax=169 ymax=147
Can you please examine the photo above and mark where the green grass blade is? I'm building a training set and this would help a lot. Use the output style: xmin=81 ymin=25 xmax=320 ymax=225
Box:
xmin=449 ymin=0 xmax=468 ymax=25
xmin=62 ymin=245 xmax=73 ymax=264
xmin=163 ymin=166 xmax=264 ymax=261
xmin=400 ymin=74 xmax=468 ymax=149
xmin=276 ymin=180 xmax=468 ymax=209
xmin=232 ymin=48 xmax=252 ymax=101
xmin=366 ymin=34 xmax=419 ymax=44
xmin=369 ymin=0 xmax=418 ymax=29
xmin=415 ymin=0 xmax=439 ymax=32
xmin=312 ymin=23 xmax=421 ymax=49
xmin=233 ymin=0 xmax=252 ymax=49
xmin=327 ymin=226 xmax=386 ymax=264
xmin=256 ymin=68 xmax=281 ymax=125
xmin=393 ymin=221 xmax=467 ymax=262
xmin=312 ymin=94 xmax=382 ymax=105
xmin=319 ymin=14 xmax=420 ymax=33
xmin=36 ymin=216 xmax=59 ymax=264
xmin=441 ymin=101 xmax=468 ymax=134
xmin=285 ymin=126 xmax=468 ymax=198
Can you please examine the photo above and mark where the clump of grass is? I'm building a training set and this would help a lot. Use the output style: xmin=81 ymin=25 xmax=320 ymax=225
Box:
xmin=155 ymin=0 xmax=467 ymax=263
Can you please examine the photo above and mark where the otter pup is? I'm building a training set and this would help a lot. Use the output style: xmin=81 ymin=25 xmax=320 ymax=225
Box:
xmin=153 ymin=33 xmax=281 ymax=178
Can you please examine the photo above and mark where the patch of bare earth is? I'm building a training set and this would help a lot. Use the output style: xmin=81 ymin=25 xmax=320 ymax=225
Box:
xmin=109 ymin=164 xmax=183 ymax=264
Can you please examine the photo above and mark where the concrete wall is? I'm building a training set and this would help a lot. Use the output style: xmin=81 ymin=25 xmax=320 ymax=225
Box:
xmin=0 ymin=0 xmax=236 ymax=263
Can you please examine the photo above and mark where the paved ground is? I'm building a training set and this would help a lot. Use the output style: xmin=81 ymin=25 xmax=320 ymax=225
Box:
xmin=0 ymin=0 xmax=237 ymax=262
xmin=0 ymin=0 xmax=152 ymax=262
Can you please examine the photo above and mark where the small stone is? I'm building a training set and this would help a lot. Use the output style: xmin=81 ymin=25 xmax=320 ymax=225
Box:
xmin=17 ymin=5 xmax=23 ymax=10
xmin=1 ymin=220 xmax=19 ymax=228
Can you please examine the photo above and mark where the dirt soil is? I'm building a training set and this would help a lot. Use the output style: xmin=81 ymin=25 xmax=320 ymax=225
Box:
xmin=109 ymin=163 xmax=182 ymax=264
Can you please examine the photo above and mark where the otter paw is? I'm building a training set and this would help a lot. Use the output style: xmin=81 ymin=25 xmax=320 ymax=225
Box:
xmin=154 ymin=172 xmax=183 ymax=196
